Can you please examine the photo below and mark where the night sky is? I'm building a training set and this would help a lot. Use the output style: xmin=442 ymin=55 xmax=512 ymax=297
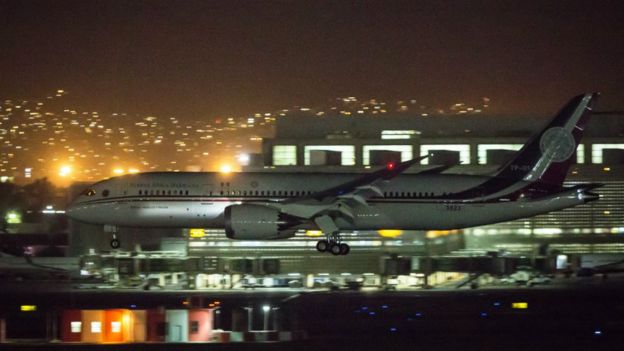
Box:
xmin=1 ymin=0 xmax=623 ymax=119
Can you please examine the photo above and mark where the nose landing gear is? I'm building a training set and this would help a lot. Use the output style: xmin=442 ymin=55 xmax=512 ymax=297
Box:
xmin=104 ymin=225 xmax=121 ymax=249
xmin=110 ymin=234 xmax=121 ymax=249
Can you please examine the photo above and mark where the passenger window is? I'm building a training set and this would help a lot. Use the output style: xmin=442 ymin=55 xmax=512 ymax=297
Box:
xmin=185 ymin=190 xmax=189 ymax=195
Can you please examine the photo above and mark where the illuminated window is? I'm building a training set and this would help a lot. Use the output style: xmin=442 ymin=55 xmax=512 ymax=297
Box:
xmin=91 ymin=321 xmax=102 ymax=333
xmin=304 ymin=145 xmax=355 ymax=165
xmin=70 ymin=321 xmax=82 ymax=333
xmin=111 ymin=321 xmax=121 ymax=333
xmin=420 ymin=145 xmax=470 ymax=165
xmin=477 ymin=144 xmax=522 ymax=164
xmin=591 ymin=144 xmax=624 ymax=164
xmin=273 ymin=145 xmax=297 ymax=166
xmin=576 ymin=144 xmax=585 ymax=164
xmin=363 ymin=145 xmax=413 ymax=165
xmin=381 ymin=130 xmax=419 ymax=140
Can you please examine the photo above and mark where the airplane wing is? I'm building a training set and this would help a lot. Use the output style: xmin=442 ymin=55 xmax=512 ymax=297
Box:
xmin=273 ymin=156 xmax=428 ymax=233
xmin=282 ymin=155 xmax=427 ymax=204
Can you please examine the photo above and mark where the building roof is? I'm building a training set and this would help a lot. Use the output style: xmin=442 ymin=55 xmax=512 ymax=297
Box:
xmin=274 ymin=114 xmax=624 ymax=139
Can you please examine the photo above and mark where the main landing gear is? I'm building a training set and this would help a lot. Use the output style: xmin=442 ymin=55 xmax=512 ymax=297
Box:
xmin=316 ymin=239 xmax=350 ymax=256
xmin=313 ymin=215 xmax=350 ymax=255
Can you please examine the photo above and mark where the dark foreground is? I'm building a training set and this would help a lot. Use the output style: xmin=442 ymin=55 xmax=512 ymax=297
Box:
xmin=1 ymin=275 xmax=624 ymax=350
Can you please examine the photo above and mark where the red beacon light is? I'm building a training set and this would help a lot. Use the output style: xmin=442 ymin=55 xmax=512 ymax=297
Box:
xmin=386 ymin=162 xmax=395 ymax=170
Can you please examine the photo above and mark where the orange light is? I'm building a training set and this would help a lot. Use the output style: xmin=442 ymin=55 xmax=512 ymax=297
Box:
xmin=219 ymin=164 xmax=232 ymax=174
xmin=20 ymin=305 xmax=37 ymax=312
xmin=512 ymin=302 xmax=528 ymax=309
xmin=377 ymin=229 xmax=403 ymax=238
xmin=189 ymin=228 xmax=205 ymax=238
xmin=426 ymin=230 xmax=459 ymax=239
xmin=59 ymin=165 xmax=72 ymax=177
xmin=305 ymin=230 xmax=323 ymax=237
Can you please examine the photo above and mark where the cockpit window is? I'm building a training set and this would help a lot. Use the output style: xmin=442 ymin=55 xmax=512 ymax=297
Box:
xmin=82 ymin=189 xmax=96 ymax=197
xmin=102 ymin=189 xmax=110 ymax=197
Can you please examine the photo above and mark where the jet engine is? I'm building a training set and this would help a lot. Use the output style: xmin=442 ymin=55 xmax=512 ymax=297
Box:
xmin=224 ymin=204 xmax=299 ymax=240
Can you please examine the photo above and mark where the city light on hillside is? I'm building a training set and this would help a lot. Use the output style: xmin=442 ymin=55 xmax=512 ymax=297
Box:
xmin=113 ymin=168 xmax=124 ymax=175
xmin=128 ymin=168 xmax=140 ymax=174
xmin=58 ymin=165 xmax=72 ymax=177
xmin=219 ymin=164 xmax=233 ymax=174
xmin=237 ymin=153 xmax=250 ymax=165
xmin=6 ymin=211 xmax=22 ymax=224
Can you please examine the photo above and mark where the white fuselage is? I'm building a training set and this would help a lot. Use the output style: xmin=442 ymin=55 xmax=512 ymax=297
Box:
xmin=67 ymin=171 xmax=589 ymax=231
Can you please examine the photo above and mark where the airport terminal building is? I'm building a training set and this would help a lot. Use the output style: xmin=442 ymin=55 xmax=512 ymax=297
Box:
xmin=67 ymin=112 xmax=624 ymax=288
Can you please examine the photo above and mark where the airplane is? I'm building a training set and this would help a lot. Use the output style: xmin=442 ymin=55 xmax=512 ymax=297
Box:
xmin=67 ymin=93 xmax=601 ymax=255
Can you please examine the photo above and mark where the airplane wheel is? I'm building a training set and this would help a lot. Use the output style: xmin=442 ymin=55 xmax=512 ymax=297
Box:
xmin=110 ymin=238 xmax=121 ymax=249
xmin=330 ymin=243 xmax=342 ymax=256
xmin=316 ymin=240 xmax=329 ymax=252
xmin=339 ymin=243 xmax=350 ymax=255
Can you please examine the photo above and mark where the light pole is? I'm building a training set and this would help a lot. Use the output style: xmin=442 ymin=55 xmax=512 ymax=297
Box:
xmin=243 ymin=307 xmax=253 ymax=331
xmin=271 ymin=307 xmax=280 ymax=331
xmin=262 ymin=305 xmax=270 ymax=331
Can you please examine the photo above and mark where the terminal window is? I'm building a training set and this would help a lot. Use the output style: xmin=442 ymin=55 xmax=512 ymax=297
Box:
xmin=477 ymin=144 xmax=522 ymax=164
xmin=420 ymin=145 xmax=470 ymax=165
xmin=592 ymin=144 xmax=624 ymax=164
xmin=273 ymin=145 xmax=297 ymax=165
xmin=304 ymin=145 xmax=355 ymax=166
xmin=363 ymin=145 xmax=413 ymax=165
xmin=91 ymin=321 xmax=102 ymax=333
xmin=70 ymin=321 xmax=82 ymax=333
